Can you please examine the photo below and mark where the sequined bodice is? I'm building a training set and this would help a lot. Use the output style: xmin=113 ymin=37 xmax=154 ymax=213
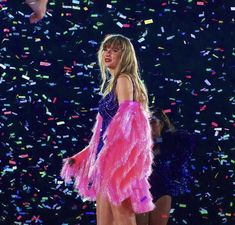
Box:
xmin=96 ymin=76 xmax=136 ymax=156
xmin=96 ymin=89 xmax=119 ymax=155
xmin=98 ymin=90 xmax=119 ymax=122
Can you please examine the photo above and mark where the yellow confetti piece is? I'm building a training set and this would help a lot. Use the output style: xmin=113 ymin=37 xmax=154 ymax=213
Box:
xmin=144 ymin=19 xmax=153 ymax=25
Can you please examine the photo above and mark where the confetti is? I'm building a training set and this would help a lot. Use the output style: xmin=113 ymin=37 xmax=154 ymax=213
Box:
xmin=1 ymin=1 xmax=233 ymax=224
xmin=144 ymin=19 xmax=153 ymax=25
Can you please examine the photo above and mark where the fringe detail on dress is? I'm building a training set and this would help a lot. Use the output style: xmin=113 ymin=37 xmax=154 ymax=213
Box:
xmin=60 ymin=113 xmax=103 ymax=200
xmin=92 ymin=101 xmax=155 ymax=213
xmin=60 ymin=101 xmax=155 ymax=213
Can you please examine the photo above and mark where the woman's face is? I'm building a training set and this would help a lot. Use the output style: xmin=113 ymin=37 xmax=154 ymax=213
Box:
xmin=102 ymin=44 xmax=122 ymax=71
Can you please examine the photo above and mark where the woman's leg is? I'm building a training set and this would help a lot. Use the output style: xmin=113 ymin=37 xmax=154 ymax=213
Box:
xmin=111 ymin=198 xmax=136 ymax=225
xmin=149 ymin=195 xmax=172 ymax=225
xmin=136 ymin=212 xmax=150 ymax=225
xmin=96 ymin=193 xmax=114 ymax=225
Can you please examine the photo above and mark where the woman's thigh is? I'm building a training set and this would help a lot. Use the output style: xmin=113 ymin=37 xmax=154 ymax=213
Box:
xmin=111 ymin=198 xmax=136 ymax=225
xmin=96 ymin=193 xmax=113 ymax=225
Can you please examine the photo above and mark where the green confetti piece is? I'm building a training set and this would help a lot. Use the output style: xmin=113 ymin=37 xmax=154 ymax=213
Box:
xmin=179 ymin=204 xmax=187 ymax=208
xmin=199 ymin=208 xmax=208 ymax=215
xmin=39 ymin=171 xmax=47 ymax=178
xmin=91 ymin=14 xmax=98 ymax=17
xmin=42 ymin=94 xmax=47 ymax=100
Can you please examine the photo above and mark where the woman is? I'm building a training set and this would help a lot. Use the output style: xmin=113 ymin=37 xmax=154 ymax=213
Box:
xmin=136 ymin=108 xmax=195 ymax=225
xmin=60 ymin=34 xmax=155 ymax=225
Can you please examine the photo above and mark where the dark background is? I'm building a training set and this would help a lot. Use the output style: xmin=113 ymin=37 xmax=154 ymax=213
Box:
xmin=0 ymin=0 xmax=234 ymax=224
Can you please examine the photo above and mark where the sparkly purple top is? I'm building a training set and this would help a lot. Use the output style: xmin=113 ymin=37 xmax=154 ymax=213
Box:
xmin=96 ymin=88 xmax=119 ymax=156
xmin=88 ymin=79 xmax=133 ymax=190
xmin=96 ymin=77 xmax=135 ymax=157
xmin=150 ymin=129 xmax=196 ymax=199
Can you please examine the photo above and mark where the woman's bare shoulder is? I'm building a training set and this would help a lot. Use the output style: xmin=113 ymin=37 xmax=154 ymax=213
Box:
xmin=115 ymin=73 xmax=134 ymax=103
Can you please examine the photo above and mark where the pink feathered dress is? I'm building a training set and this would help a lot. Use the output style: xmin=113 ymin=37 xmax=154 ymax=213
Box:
xmin=60 ymin=88 xmax=155 ymax=213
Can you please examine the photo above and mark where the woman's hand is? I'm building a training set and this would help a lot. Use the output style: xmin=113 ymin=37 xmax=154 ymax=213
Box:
xmin=67 ymin=157 xmax=75 ymax=166
xmin=63 ymin=157 xmax=75 ymax=167
xmin=26 ymin=0 xmax=48 ymax=23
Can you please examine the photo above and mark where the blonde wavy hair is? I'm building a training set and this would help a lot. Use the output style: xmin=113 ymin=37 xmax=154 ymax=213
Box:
xmin=97 ymin=34 xmax=149 ymax=112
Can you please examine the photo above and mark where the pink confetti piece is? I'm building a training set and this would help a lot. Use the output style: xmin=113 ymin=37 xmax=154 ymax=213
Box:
xmin=197 ymin=1 xmax=205 ymax=6
xmin=40 ymin=61 xmax=51 ymax=66
xmin=163 ymin=109 xmax=172 ymax=113
xmin=200 ymin=105 xmax=207 ymax=111
xmin=123 ymin=24 xmax=131 ymax=28
xmin=17 ymin=215 xmax=22 ymax=220
xmin=9 ymin=160 xmax=16 ymax=165
xmin=31 ymin=215 xmax=41 ymax=222
xmin=3 ymin=28 xmax=10 ymax=33
xmin=52 ymin=97 xmax=57 ymax=103
xmin=64 ymin=66 xmax=72 ymax=72
xmin=3 ymin=111 xmax=12 ymax=115
xmin=71 ymin=115 xmax=79 ymax=119
xmin=19 ymin=154 xmax=29 ymax=158
xmin=211 ymin=122 xmax=219 ymax=127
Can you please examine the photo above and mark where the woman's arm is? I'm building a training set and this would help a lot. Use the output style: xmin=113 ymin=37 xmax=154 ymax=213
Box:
xmin=62 ymin=145 xmax=89 ymax=166
xmin=115 ymin=74 xmax=134 ymax=104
